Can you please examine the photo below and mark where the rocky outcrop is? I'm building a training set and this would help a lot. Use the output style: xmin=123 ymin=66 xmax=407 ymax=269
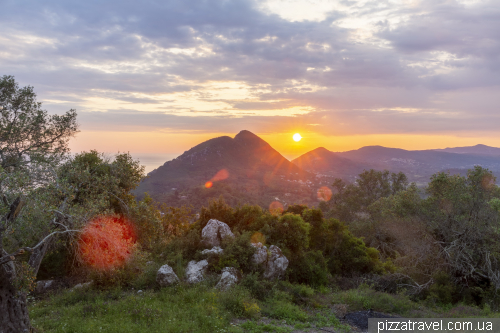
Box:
xmin=263 ymin=245 xmax=289 ymax=280
xmin=201 ymin=219 xmax=234 ymax=247
xmin=250 ymin=243 xmax=289 ymax=280
xmin=251 ymin=242 xmax=268 ymax=265
xmin=156 ymin=264 xmax=180 ymax=287
xmin=215 ymin=267 xmax=241 ymax=291
xmin=35 ymin=280 xmax=55 ymax=293
xmin=201 ymin=246 xmax=223 ymax=256
xmin=185 ymin=260 xmax=209 ymax=284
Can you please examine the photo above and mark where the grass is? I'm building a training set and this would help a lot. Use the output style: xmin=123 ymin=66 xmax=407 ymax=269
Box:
xmin=30 ymin=284 xmax=240 ymax=333
xmin=28 ymin=280 xmax=500 ymax=333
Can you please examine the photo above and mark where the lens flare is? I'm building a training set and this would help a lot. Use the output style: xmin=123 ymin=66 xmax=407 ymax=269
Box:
xmin=251 ymin=232 xmax=266 ymax=245
xmin=212 ymin=169 xmax=229 ymax=181
xmin=269 ymin=201 xmax=284 ymax=215
xmin=78 ymin=216 xmax=136 ymax=270
xmin=205 ymin=169 xmax=229 ymax=187
xmin=317 ymin=186 xmax=332 ymax=201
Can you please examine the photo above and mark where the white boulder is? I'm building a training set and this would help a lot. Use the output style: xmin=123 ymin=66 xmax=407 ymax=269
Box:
xmin=263 ymin=245 xmax=289 ymax=280
xmin=251 ymin=242 xmax=268 ymax=266
xmin=201 ymin=219 xmax=234 ymax=247
xmin=215 ymin=267 xmax=241 ymax=291
xmin=201 ymin=246 xmax=223 ymax=256
xmin=185 ymin=260 xmax=209 ymax=284
xmin=156 ymin=264 xmax=180 ymax=287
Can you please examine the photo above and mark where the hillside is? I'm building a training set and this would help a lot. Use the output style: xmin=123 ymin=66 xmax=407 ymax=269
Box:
xmin=134 ymin=130 xmax=316 ymax=209
xmin=335 ymin=145 xmax=500 ymax=185
xmin=433 ymin=144 xmax=500 ymax=156
xmin=291 ymin=147 xmax=373 ymax=182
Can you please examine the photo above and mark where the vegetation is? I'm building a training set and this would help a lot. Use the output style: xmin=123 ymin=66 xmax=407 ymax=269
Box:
xmin=1 ymin=77 xmax=500 ymax=332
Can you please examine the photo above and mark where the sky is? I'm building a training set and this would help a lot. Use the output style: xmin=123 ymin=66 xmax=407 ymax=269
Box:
xmin=1 ymin=0 xmax=499 ymax=171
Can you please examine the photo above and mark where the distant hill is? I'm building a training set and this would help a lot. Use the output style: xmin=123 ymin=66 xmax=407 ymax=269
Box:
xmin=134 ymin=130 xmax=315 ymax=210
xmin=433 ymin=144 xmax=500 ymax=156
xmin=135 ymin=134 xmax=500 ymax=209
xmin=291 ymin=147 xmax=372 ymax=182
xmin=335 ymin=146 xmax=500 ymax=185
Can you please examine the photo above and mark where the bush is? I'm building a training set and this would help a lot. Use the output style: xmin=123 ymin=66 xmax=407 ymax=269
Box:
xmin=262 ymin=291 xmax=309 ymax=322
xmin=212 ymin=232 xmax=257 ymax=273
xmin=217 ymin=285 xmax=260 ymax=319
xmin=240 ymin=272 xmax=276 ymax=301
xmin=268 ymin=213 xmax=310 ymax=255
xmin=287 ymin=250 xmax=329 ymax=287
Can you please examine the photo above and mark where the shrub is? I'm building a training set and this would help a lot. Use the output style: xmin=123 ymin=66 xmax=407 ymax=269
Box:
xmin=213 ymin=232 xmax=256 ymax=273
xmin=268 ymin=213 xmax=310 ymax=255
xmin=286 ymin=250 xmax=329 ymax=287
xmin=217 ymin=285 xmax=260 ymax=319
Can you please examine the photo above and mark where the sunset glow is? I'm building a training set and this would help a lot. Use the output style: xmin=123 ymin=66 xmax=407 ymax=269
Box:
xmin=293 ymin=133 xmax=302 ymax=142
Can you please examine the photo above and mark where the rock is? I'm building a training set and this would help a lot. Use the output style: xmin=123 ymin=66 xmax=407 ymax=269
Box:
xmin=201 ymin=246 xmax=223 ymax=256
xmin=251 ymin=242 xmax=268 ymax=265
xmin=344 ymin=310 xmax=401 ymax=331
xmin=201 ymin=219 xmax=234 ymax=247
xmin=216 ymin=267 xmax=241 ymax=291
xmin=72 ymin=281 xmax=92 ymax=291
xmin=157 ymin=264 xmax=180 ymax=287
xmin=138 ymin=290 xmax=143 ymax=293
xmin=263 ymin=245 xmax=289 ymax=280
xmin=35 ymin=280 xmax=55 ymax=293
xmin=185 ymin=260 xmax=209 ymax=284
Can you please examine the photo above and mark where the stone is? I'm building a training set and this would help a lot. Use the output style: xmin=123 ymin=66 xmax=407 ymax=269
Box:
xmin=215 ymin=267 xmax=241 ymax=291
xmin=35 ymin=280 xmax=54 ymax=293
xmin=156 ymin=264 xmax=180 ymax=287
xmin=185 ymin=260 xmax=208 ymax=284
xmin=72 ymin=281 xmax=92 ymax=291
xmin=201 ymin=246 xmax=223 ymax=256
xmin=263 ymin=245 xmax=289 ymax=280
xmin=201 ymin=219 xmax=234 ymax=247
xmin=251 ymin=242 xmax=268 ymax=266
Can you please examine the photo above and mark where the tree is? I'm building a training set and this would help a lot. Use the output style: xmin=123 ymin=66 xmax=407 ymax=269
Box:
xmin=424 ymin=167 xmax=500 ymax=291
xmin=324 ymin=169 xmax=409 ymax=223
xmin=0 ymin=76 xmax=145 ymax=331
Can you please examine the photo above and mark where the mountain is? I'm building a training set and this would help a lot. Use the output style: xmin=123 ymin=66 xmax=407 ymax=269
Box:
xmin=291 ymin=147 xmax=372 ymax=181
xmin=134 ymin=130 xmax=315 ymax=209
xmin=433 ymin=144 xmax=500 ymax=156
xmin=334 ymin=146 xmax=500 ymax=185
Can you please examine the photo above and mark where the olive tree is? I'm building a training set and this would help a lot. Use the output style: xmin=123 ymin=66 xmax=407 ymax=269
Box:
xmin=0 ymin=76 xmax=144 ymax=332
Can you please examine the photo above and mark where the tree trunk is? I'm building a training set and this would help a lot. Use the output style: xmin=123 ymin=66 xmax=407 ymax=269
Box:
xmin=0 ymin=260 xmax=31 ymax=333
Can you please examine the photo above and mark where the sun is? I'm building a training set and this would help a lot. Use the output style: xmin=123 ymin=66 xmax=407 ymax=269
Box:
xmin=293 ymin=133 xmax=302 ymax=142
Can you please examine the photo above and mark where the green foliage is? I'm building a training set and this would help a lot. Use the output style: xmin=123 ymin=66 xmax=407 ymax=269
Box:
xmin=325 ymin=170 xmax=409 ymax=223
xmin=286 ymin=250 xmax=329 ymax=287
xmin=218 ymin=285 xmax=261 ymax=319
xmin=13 ymin=261 xmax=37 ymax=293
xmin=214 ymin=232 xmax=256 ymax=273
xmin=426 ymin=271 xmax=457 ymax=306
xmin=268 ymin=213 xmax=310 ymax=255
xmin=240 ymin=273 xmax=275 ymax=301
xmin=331 ymin=283 xmax=417 ymax=315
xmin=89 ymin=246 xmax=152 ymax=289
xmin=262 ymin=291 xmax=309 ymax=322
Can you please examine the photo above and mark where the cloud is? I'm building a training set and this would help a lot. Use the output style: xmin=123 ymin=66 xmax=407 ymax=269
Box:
xmin=0 ymin=0 xmax=499 ymax=139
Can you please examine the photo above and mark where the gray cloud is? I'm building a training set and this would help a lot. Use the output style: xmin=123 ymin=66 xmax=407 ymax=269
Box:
xmin=0 ymin=0 xmax=499 ymax=139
